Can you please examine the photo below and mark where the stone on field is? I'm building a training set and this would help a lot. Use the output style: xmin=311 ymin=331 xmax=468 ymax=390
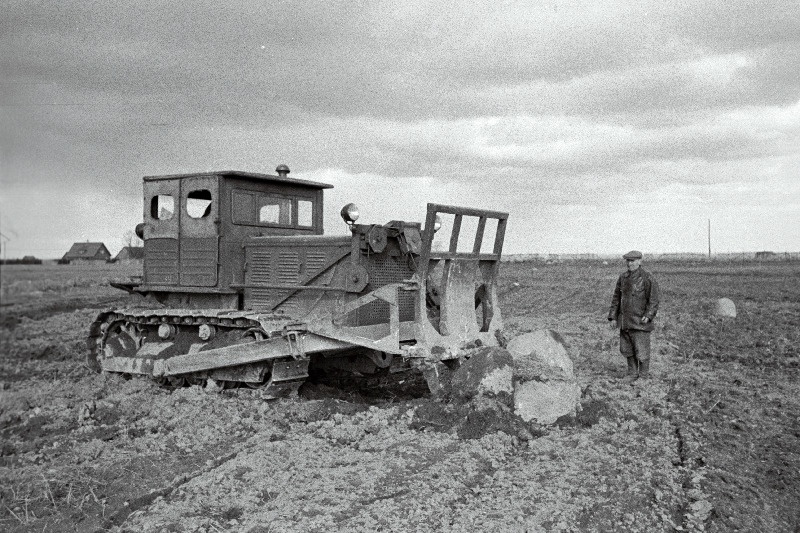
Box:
xmin=514 ymin=380 xmax=581 ymax=425
xmin=440 ymin=347 xmax=515 ymax=404
xmin=421 ymin=362 xmax=452 ymax=397
xmin=714 ymin=298 xmax=737 ymax=318
xmin=507 ymin=330 xmax=581 ymax=424
xmin=507 ymin=330 xmax=574 ymax=382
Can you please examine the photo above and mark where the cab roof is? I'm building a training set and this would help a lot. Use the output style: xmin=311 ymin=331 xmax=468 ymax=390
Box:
xmin=143 ymin=170 xmax=333 ymax=189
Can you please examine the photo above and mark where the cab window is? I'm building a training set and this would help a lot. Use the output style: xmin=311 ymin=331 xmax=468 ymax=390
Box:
xmin=258 ymin=197 xmax=292 ymax=225
xmin=186 ymin=189 xmax=213 ymax=218
xmin=298 ymin=199 xmax=313 ymax=227
xmin=232 ymin=189 xmax=313 ymax=228
xmin=151 ymin=195 xmax=174 ymax=220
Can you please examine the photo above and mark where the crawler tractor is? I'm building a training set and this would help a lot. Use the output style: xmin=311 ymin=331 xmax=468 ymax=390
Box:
xmin=88 ymin=165 xmax=508 ymax=397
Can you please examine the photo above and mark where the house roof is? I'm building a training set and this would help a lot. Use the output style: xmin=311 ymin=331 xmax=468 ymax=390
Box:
xmin=62 ymin=242 xmax=110 ymax=260
xmin=114 ymin=246 xmax=145 ymax=260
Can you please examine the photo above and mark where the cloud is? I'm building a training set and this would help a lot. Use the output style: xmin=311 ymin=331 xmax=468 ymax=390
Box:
xmin=5 ymin=0 xmax=797 ymax=123
xmin=320 ymin=98 xmax=800 ymax=181
xmin=662 ymin=0 xmax=800 ymax=51
xmin=1 ymin=0 xmax=798 ymax=257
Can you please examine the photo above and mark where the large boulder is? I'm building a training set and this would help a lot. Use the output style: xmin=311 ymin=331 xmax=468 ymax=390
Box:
xmin=507 ymin=330 xmax=574 ymax=382
xmin=513 ymin=380 xmax=581 ymax=425
xmin=416 ymin=347 xmax=535 ymax=441
xmin=714 ymin=298 xmax=737 ymax=318
xmin=425 ymin=347 xmax=515 ymax=405
xmin=507 ymin=330 xmax=581 ymax=424
xmin=450 ymin=346 xmax=515 ymax=404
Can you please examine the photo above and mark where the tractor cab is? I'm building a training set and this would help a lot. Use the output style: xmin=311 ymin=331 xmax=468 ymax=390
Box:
xmin=134 ymin=166 xmax=332 ymax=307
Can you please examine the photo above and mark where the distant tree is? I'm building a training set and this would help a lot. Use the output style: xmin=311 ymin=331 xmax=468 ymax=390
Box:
xmin=1 ymin=256 xmax=42 ymax=265
xmin=121 ymin=229 xmax=143 ymax=249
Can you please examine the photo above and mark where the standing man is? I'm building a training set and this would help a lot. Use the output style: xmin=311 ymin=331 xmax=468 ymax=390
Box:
xmin=608 ymin=250 xmax=660 ymax=382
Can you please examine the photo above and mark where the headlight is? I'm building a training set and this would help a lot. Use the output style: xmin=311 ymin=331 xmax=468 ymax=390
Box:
xmin=340 ymin=203 xmax=360 ymax=225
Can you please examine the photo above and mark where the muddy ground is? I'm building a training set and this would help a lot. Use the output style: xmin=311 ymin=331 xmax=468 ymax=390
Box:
xmin=1 ymin=261 xmax=798 ymax=532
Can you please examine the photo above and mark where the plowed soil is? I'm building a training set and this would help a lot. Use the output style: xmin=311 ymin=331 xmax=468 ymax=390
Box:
xmin=1 ymin=261 xmax=798 ymax=532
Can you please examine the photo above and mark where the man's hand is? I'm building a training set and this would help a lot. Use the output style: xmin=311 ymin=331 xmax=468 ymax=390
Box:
xmin=641 ymin=316 xmax=650 ymax=324
xmin=609 ymin=319 xmax=618 ymax=331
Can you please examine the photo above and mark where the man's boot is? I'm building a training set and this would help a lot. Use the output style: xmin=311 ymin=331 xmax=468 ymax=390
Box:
xmin=638 ymin=359 xmax=650 ymax=379
xmin=622 ymin=357 xmax=638 ymax=382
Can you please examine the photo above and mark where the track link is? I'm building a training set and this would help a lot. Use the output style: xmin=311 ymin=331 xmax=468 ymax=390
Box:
xmin=87 ymin=308 xmax=308 ymax=398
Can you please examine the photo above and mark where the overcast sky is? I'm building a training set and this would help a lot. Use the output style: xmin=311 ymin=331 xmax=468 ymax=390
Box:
xmin=2 ymin=0 xmax=799 ymax=258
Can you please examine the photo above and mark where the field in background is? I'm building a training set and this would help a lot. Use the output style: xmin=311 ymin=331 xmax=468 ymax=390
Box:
xmin=0 ymin=260 xmax=798 ymax=532
xmin=503 ymin=252 xmax=800 ymax=262
xmin=1 ymin=263 xmax=141 ymax=303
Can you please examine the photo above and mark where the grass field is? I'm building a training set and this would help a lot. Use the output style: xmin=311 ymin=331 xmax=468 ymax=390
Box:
xmin=1 ymin=260 xmax=798 ymax=532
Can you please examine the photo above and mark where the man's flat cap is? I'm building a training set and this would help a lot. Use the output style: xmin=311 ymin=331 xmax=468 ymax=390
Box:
xmin=623 ymin=250 xmax=643 ymax=260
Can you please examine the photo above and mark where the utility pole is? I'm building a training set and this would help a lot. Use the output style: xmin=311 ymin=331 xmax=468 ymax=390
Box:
xmin=707 ymin=219 xmax=711 ymax=258
xmin=0 ymin=231 xmax=9 ymax=262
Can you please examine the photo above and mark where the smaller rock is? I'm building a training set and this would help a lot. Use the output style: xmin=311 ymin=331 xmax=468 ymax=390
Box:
xmin=507 ymin=330 xmax=573 ymax=382
xmin=77 ymin=401 xmax=97 ymax=426
xmin=205 ymin=378 xmax=225 ymax=393
xmin=421 ymin=362 xmax=453 ymax=398
xmin=514 ymin=380 xmax=581 ymax=424
xmin=478 ymin=364 xmax=514 ymax=398
xmin=448 ymin=347 xmax=514 ymax=404
xmin=714 ymin=298 xmax=736 ymax=318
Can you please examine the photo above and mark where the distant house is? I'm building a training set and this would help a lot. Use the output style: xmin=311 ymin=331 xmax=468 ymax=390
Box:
xmin=60 ymin=242 xmax=112 ymax=264
xmin=113 ymin=246 xmax=144 ymax=264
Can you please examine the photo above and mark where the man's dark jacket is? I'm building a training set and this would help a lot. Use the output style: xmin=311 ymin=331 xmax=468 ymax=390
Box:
xmin=608 ymin=267 xmax=660 ymax=331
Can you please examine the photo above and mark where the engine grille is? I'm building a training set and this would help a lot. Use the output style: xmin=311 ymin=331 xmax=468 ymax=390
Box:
xmin=245 ymin=243 xmax=349 ymax=313
xmin=306 ymin=251 xmax=327 ymax=273
xmin=348 ymin=253 xmax=415 ymax=326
